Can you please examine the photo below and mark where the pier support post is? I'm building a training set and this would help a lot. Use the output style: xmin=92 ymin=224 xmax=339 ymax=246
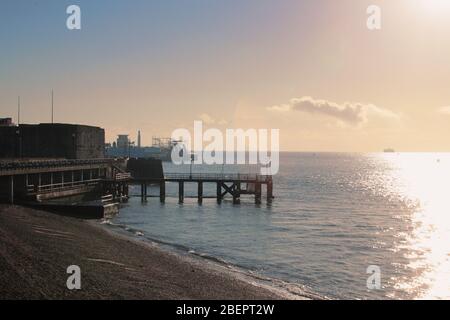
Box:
xmin=198 ymin=182 xmax=203 ymax=204
xmin=144 ymin=183 xmax=148 ymax=202
xmin=9 ymin=176 xmax=14 ymax=204
xmin=124 ymin=184 xmax=129 ymax=199
xmin=117 ymin=183 xmax=122 ymax=202
xmin=255 ymin=182 xmax=262 ymax=205
xmin=233 ymin=183 xmax=241 ymax=205
xmin=267 ymin=180 xmax=273 ymax=204
xmin=121 ymin=183 xmax=126 ymax=202
xmin=140 ymin=183 xmax=144 ymax=202
xmin=160 ymin=181 xmax=166 ymax=203
xmin=178 ymin=181 xmax=184 ymax=204
xmin=216 ymin=182 xmax=222 ymax=204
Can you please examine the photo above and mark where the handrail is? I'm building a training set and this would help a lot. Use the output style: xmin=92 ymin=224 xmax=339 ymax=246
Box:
xmin=115 ymin=172 xmax=132 ymax=181
xmin=163 ymin=173 xmax=272 ymax=182
xmin=101 ymin=194 xmax=114 ymax=203
xmin=0 ymin=158 xmax=113 ymax=171
xmin=27 ymin=178 xmax=102 ymax=194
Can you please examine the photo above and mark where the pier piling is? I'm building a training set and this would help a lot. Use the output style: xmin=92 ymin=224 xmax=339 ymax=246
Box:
xmin=178 ymin=181 xmax=184 ymax=204
xmin=160 ymin=181 xmax=166 ymax=203
xmin=198 ymin=182 xmax=203 ymax=204
xmin=216 ymin=182 xmax=222 ymax=204
xmin=140 ymin=183 xmax=146 ymax=202
xmin=267 ymin=180 xmax=273 ymax=204
xmin=233 ymin=182 xmax=241 ymax=204
xmin=124 ymin=184 xmax=129 ymax=198
xmin=255 ymin=182 xmax=262 ymax=205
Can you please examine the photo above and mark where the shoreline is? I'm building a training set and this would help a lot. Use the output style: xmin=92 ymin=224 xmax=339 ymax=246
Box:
xmin=94 ymin=219 xmax=322 ymax=300
xmin=0 ymin=205 xmax=313 ymax=300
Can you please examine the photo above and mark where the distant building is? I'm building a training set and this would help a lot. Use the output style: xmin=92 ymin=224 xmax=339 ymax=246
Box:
xmin=116 ymin=135 xmax=129 ymax=149
xmin=0 ymin=123 xmax=105 ymax=159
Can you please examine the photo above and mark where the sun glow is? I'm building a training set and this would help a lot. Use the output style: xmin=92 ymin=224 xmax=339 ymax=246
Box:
xmin=381 ymin=153 xmax=450 ymax=299
xmin=420 ymin=0 xmax=450 ymax=13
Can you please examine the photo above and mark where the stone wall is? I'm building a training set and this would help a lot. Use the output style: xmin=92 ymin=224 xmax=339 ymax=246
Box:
xmin=0 ymin=123 xmax=105 ymax=159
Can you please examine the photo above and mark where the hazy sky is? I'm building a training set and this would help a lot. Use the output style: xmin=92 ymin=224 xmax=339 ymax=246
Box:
xmin=1 ymin=0 xmax=450 ymax=151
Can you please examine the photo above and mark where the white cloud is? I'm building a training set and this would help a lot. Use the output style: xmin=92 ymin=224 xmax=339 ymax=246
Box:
xmin=268 ymin=96 xmax=399 ymax=126
xmin=198 ymin=113 xmax=228 ymax=125
xmin=199 ymin=113 xmax=215 ymax=124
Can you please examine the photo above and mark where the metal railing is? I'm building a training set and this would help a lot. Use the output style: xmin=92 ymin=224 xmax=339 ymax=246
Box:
xmin=0 ymin=158 xmax=113 ymax=172
xmin=101 ymin=194 xmax=114 ymax=203
xmin=163 ymin=172 xmax=272 ymax=182
xmin=115 ymin=172 xmax=132 ymax=181
xmin=27 ymin=178 xmax=102 ymax=194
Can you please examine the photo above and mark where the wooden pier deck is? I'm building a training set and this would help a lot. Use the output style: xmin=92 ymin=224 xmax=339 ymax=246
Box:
xmin=131 ymin=173 xmax=274 ymax=205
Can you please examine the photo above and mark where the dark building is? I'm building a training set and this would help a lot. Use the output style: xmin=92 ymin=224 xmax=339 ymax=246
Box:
xmin=0 ymin=123 xmax=105 ymax=159
xmin=127 ymin=158 xmax=164 ymax=179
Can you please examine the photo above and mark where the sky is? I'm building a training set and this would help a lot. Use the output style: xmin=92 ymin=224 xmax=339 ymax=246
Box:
xmin=1 ymin=0 xmax=450 ymax=152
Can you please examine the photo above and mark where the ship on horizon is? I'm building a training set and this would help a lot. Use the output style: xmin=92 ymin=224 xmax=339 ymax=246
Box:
xmin=106 ymin=135 xmax=181 ymax=161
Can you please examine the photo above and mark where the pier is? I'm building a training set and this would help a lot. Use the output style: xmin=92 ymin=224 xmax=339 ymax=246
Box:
xmin=0 ymin=159 xmax=130 ymax=204
xmin=0 ymin=159 xmax=274 ymax=206
xmin=132 ymin=173 xmax=274 ymax=205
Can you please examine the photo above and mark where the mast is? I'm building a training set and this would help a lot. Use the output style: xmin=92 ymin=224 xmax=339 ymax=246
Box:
xmin=17 ymin=96 xmax=20 ymax=124
xmin=51 ymin=89 xmax=54 ymax=123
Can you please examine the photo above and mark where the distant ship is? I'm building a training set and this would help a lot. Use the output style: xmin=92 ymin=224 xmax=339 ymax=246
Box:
xmin=383 ymin=148 xmax=395 ymax=153
xmin=106 ymin=136 xmax=182 ymax=162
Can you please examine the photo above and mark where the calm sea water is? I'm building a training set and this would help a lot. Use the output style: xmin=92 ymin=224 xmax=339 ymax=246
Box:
xmin=111 ymin=153 xmax=450 ymax=299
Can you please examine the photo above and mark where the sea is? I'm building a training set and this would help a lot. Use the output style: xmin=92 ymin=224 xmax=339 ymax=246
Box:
xmin=107 ymin=153 xmax=450 ymax=300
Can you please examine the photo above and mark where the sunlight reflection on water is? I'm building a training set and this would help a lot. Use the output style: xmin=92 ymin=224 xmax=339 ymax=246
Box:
xmin=379 ymin=153 xmax=450 ymax=299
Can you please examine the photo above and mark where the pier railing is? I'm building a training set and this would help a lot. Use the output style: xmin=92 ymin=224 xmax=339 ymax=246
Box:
xmin=115 ymin=172 xmax=132 ymax=181
xmin=0 ymin=158 xmax=114 ymax=176
xmin=0 ymin=158 xmax=112 ymax=169
xmin=162 ymin=172 xmax=272 ymax=182
xmin=27 ymin=178 xmax=102 ymax=194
